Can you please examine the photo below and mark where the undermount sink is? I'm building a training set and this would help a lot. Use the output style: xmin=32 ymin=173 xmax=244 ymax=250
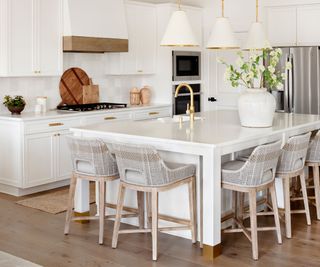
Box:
xmin=158 ymin=115 xmax=204 ymax=123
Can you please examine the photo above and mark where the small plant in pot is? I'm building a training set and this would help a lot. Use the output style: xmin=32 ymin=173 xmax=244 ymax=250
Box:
xmin=3 ymin=95 xmax=26 ymax=115
xmin=218 ymin=48 xmax=291 ymax=128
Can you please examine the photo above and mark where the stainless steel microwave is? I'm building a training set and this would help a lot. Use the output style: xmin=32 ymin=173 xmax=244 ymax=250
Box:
xmin=172 ymin=51 xmax=201 ymax=81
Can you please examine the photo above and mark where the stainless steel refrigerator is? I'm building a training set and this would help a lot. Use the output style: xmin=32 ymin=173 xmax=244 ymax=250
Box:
xmin=270 ymin=47 xmax=320 ymax=115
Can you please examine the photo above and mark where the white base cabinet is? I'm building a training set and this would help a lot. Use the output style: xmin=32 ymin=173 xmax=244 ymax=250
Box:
xmin=0 ymin=105 xmax=171 ymax=196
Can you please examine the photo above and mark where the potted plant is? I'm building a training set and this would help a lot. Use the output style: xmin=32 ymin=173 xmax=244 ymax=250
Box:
xmin=218 ymin=48 xmax=291 ymax=127
xmin=3 ymin=95 xmax=26 ymax=115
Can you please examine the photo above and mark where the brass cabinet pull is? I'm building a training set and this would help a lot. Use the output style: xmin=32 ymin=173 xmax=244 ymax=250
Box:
xmin=149 ymin=112 xmax=159 ymax=116
xmin=49 ymin=122 xmax=64 ymax=127
xmin=104 ymin=116 xmax=117 ymax=120
xmin=137 ymin=70 xmax=143 ymax=73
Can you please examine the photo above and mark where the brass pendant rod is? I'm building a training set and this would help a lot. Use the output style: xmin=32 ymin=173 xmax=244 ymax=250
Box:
xmin=256 ymin=0 xmax=259 ymax=22
xmin=178 ymin=0 xmax=181 ymax=10
xmin=222 ymin=0 xmax=225 ymax=17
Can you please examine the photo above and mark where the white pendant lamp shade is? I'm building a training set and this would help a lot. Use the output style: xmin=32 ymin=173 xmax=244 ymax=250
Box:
xmin=244 ymin=22 xmax=271 ymax=50
xmin=160 ymin=10 xmax=199 ymax=47
xmin=206 ymin=17 xmax=239 ymax=49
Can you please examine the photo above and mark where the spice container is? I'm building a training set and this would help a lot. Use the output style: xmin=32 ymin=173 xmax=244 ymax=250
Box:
xmin=130 ymin=88 xmax=141 ymax=105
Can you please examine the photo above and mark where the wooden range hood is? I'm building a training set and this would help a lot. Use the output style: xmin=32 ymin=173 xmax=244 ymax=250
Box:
xmin=63 ymin=0 xmax=129 ymax=53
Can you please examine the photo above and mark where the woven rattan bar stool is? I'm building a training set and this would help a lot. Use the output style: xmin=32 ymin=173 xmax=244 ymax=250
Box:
xmin=111 ymin=143 xmax=197 ymax=261
xmin=276 ymin=132 xmax=311 ymax=239
xmin=222 ymin=140 xmax=282 ymax=260
xmin=305 ymin=130 xmax=320 ymax=220
xmin=64 ymin=136 xmax=141 ymax=245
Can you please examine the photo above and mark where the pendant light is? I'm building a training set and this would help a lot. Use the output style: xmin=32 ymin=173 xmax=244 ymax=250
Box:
xmin=206 ymin=0 xmax=239 ymax=50
xmin=160 ymin=0 xmax=199 ymax=47
xmin=244 ymin=0 xmax=271 ymax=50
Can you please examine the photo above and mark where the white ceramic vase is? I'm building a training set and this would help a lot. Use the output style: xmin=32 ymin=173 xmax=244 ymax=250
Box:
xmin=238 ymin=88 xmax=276 ymax=128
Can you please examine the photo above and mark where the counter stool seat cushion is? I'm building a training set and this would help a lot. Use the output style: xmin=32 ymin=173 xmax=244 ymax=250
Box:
xmin=125 ymin=161 xmax=196 ymax=187
xmin=222 ymin=160 xmax=273 ymax=187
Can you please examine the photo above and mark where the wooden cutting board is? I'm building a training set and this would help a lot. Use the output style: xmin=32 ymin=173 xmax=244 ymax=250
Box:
xmin=59 ymin=68 xmax=90 ymax=105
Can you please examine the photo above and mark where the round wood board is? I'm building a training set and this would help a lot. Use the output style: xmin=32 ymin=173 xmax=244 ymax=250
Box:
xmin=59 ymin=67 xmax=90 ymax=105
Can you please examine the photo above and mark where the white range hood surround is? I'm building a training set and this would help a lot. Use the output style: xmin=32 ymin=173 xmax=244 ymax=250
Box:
xmin=63 ymin=0 xmax=129 ymax=53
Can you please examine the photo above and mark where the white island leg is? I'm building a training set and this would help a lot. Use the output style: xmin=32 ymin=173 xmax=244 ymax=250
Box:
xmin=74 ymin=179 xmax=90 ymax=216
xmin=202 ymin=147 xmax=222 ymax=259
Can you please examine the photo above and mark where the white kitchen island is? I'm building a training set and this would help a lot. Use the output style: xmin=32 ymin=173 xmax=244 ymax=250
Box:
xmin=70 ymin=110 xmax=320 ymax=260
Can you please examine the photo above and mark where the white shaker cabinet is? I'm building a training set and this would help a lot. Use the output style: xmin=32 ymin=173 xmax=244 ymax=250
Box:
xmin=0 ymin=0 xmax=62 ymax=77
xmin=56 ymin=131 xmax=73 ymax=182
xmin=297 ymin=5 xmax=320 ymax=46
xmin=105 ymin=2 xmax=157 ymax=75
xmin=266 ymin=6 xmax=297 ymax=47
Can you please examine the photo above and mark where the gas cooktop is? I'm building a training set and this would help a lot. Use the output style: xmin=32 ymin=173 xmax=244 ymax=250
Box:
xmin=57 ymin=102 xmax=127 ymax=112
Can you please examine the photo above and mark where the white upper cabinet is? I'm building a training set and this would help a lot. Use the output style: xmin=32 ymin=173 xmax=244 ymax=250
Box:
xmin=0 ymin=0 xmax=62 ymax=77
xmin=266 ymin=6 xmax=297 ymax=47
xmin=105 ymin=1 xmax=157 ymax=75
xmin=297 ymin=4 xmax=320 ymax=46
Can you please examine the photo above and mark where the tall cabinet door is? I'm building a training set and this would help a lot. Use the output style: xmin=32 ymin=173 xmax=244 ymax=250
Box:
xmin=266 ymin=6 xmax=297 ymax=47
xmin=6 ymin=0 xmax=34 ymax=76
xmin=36 ymin=0 xmax=63 ymax=75
xmin=24 ymin=133 xmax=55 ymax=188
xmin=56 ymin=131 xmax=73 ymax=181
xmin=297 ymin=5 xmax=320 ymax=46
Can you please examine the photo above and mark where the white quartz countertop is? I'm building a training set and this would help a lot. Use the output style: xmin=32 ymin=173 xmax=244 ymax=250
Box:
xmin=71 ymin=110 xmax=320 ymax=147
xmin=0 ymin=104 xmax=170 ymax=122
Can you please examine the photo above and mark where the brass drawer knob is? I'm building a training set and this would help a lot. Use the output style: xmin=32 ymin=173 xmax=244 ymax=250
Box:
xmin=104 ymin=116 xmax=117 ymax=120
xmin=49 ymin=122 xmax=64 ymax=127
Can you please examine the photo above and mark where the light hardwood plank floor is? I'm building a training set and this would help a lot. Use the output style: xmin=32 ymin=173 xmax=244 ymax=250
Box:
xmin=0 ymin=190 xmax=320 ymax=267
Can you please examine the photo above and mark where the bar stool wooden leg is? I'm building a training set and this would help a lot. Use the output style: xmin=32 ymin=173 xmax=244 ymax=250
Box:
xmin=232 ymin=191 xmax=238 ymax=229
xmin=283 ymin=178 xmax=292 ymax=238
xmin=248 ymin=190 xmax=258 ymax=260
xmin=270 ymin=183 xmax=282 ymax=244
xmin=239 ymin=192 xmax=245 ymax=221
xmin=99 ymin=180 xmax=106 ymax=245
xmin=188 ymin=177 xmax=197 ymax=243
xmin=112 ymin=183 xmax=126 ymax=248
xmin=300 ymin=172 xmax=311 ymax=225
xmin=313 ymin=165 xmax=320 ymax=220
xmin=151 ymin=189 xmax=158 ymax=261
xmin=64 ymin=174 xmax=77 ymax=235
xmin=137 ymin=191 xmax=145 ymax=229
xmin=146 ymin=192 xmax=152 ymax=229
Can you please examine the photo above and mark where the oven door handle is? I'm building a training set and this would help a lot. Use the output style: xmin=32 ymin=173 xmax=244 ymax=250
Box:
xmin=174 ymin=92 xmax=202 ymax=97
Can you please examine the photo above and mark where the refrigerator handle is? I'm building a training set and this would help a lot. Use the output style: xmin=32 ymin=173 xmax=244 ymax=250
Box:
xmin=288 ymin=54 xmax=294 ymax=113
xmin=283 ymin=54 xmax=290 ymax=113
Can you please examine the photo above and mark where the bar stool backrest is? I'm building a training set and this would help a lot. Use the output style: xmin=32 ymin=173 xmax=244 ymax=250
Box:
xmin=307 ymin=130 xmax=320 ymax=163
xmin=113 ymin=143 xmax=177 ymax=186
xmin=66 ymin=136 xmax=118 ymax=177
xmin=277 ymin=132 xmax=311 ymax=173
xmin=231 ymin=140 xmax=282 ymax=186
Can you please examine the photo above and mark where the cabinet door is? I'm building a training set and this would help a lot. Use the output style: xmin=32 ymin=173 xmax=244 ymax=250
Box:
xmin=6 ymin=0 xmax=34 ymax=76
xmin=36 ymin=0 xmax=63 ymax=76
xmin=24 ymin=133 xmax=55 ymax=188
xmin=134 ymin=4 xmax=157 ymax=74
xmin=267 ymin=7 xmax=297 ymax=47
xmin=56 ymin=131 xmax=72 ymax=181
xmin=297 ymin=5 xmax=320 ymax=46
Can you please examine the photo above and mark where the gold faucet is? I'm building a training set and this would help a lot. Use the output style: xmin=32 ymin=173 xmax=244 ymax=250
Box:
xmin=175 ymin=83 xmax=195 ymax=122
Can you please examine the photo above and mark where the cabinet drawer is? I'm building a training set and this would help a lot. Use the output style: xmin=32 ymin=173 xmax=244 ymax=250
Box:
xmin=24 ymin=118 xmax=81 ymax=134
xmin=132 ymin=107 xmax=171 ymax=121
xmin=83 ymin=112 xmax=131 ymax=126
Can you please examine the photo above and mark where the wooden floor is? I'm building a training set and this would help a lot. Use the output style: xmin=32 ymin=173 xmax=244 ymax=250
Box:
xmin=0 ymin=192 xmax=320 ymax=267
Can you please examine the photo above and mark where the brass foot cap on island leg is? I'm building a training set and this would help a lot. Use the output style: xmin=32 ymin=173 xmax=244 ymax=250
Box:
xmin=202 ymin=244 xmax=222 ymax=260
xmin=73 ymin=211 xmax=90 ymax=224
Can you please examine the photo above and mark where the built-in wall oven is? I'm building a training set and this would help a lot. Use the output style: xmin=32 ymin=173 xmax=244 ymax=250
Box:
xmin=173 ymin=51 xmax=201 ymax=81
xmin=173 ymin=84 xmax=201 ymax=115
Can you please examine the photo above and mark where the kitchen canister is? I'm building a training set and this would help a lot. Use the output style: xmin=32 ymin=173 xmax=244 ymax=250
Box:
xmin=140 ymin=86 xmax=151 ymax=105
xmin=36 ymin=96 xmax=48 ymax=113
xmin=130 ymin=88 xmax=141 ymax=105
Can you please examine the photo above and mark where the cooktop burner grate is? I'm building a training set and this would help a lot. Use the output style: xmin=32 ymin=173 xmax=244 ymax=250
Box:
xmin=57 ymin=102 xmax=127 ymax=112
